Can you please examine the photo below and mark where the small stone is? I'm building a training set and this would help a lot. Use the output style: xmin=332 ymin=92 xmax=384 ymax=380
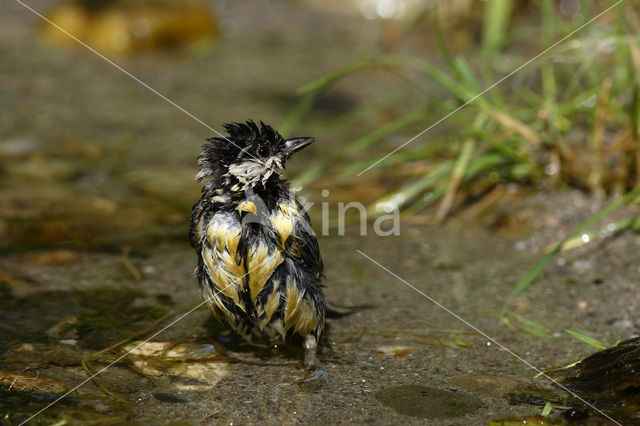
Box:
xmin=375 ymin=346 xmax=412 ymax=356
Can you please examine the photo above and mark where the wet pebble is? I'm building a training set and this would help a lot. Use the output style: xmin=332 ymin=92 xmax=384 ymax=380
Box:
xmin=375 ymin=346 xmax=411 ymax=356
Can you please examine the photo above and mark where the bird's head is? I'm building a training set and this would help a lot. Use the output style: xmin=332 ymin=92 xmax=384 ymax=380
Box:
xmin=196 ymin=120 xmax=314 ymax=194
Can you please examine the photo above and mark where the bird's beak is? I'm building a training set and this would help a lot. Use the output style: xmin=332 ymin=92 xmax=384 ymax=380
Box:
xmin=284 ymin=137 xmax=315 ymax=157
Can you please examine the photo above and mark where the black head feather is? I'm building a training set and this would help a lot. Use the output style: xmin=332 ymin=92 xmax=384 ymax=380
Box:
xmin=196 ymin=120 xmax=287 ymax=194
xmin=200 ymin=121 xmax=285 ymax=167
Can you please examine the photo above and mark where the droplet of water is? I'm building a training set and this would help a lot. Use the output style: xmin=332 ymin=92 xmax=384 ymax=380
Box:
xmin=545 ymin=164 xmax=558 ymax=176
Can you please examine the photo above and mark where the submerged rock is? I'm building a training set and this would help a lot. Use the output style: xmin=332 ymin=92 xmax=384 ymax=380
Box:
xmin=561 ymin=337 xmax=640 ymax=406
xmin=505 ymin=339 xmax=640 ymax=423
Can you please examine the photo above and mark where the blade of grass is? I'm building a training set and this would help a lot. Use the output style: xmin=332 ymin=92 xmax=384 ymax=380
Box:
xmin=298 ymin=58 xmax=385 ymax=95
xmin=557 ymin=86 xmax=600 ymax=116
xmin=630 ymin=36 xmax=640 ymax=187
xmin=564 ymin=329 xmax=607 ymax=350
xmin=402 ymin=184 xmax=448 ymax=219
xmin=403 ymin=152 xmax=506 ymax=217
xmin=344 ymin=106 xmax=431 ymax=156
xmin=279 ymin=88 xmax=322 ymax=137
xmin=480 ymin=63 xmax=506 ymax=108
xmin=324 ymin=87 xmax=414 ymax=131
xmin=435 ymin=139 xmax=476 ymax=222
xmin=543 ymin=216 xmax=639 ymax=253
xmin=588 ymin=77 xmax=612 ymax=196
xmin=433 ymin=1 xmax=495 ymax=111
xmin=625 ymin=0 xmax=640 ymax=33
xmin=454 ymin=56 xmax=483 ymax=93
xmin=297 ymin=53 xmax=541 ymax=154
xmin=289 ymin=163 xmax=328 ymax=188
xmin=282 ymin=61 xmax=425 ymax=137
xmin=560 ymin=60 xmax=596 ymax=102
xmin=513 ymin=313 xmax=554 ymax=338
xmin=283 ymin=56 xmax=430 ymax=136
xmin=289 ymin=89 xmax=418 ymax=187
xmin=540 ymin=0 xmax=559 ymax=136
xmin=472 ymin=128 xmax=534 ymax=165
xmin=540 ymin=0 xmax=556 ymax=44
xmin=368 ymin=162 xmax=453 ymax=217
xmin=614 ymin=3 xmax=631 ymax=85
xmin=461 ymin=185 xmax=507 ymax=220
xmin=298 ymin=55 xmax=448 ymax=95
xmin=434 ymin=0 xmax=461 ymax=80
xmin=482 ymin=104 xmax=542 ymax=147
xmin=341 ymin=135 xmax=453 ymax=174
xmin=500 ymin=313 xmax=554 ymax=338
xmin=482 ymin=0 xmax=514 ymax=54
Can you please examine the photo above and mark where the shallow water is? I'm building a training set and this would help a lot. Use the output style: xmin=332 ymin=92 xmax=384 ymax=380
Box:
xmin=2 ymin=1 xmax=640 ymax=424
xmin=3 ymin=195 xmax=639 ymax=424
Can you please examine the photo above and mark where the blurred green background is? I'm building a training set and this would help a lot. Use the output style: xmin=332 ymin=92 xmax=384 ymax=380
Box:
xmin=2 ymin=0 xmax=637 ymax=252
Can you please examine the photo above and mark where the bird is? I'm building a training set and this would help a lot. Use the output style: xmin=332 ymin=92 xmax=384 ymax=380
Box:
xmin=189 ymin=120 xmax=326 ymax=380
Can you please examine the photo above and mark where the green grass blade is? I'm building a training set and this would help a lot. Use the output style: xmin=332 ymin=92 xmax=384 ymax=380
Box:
xmin=298 ymin=55 xmax=439 ymax=95
xmin=545 ymin=216 xmax=639 ymax=253
xmin=482 ymin=0 xmax=514 ymax=54
xmin=435 ymin=139 xmax=476 ymax=221
xmin=297 ymin=58 xmax=381 ymax=94
xmin=472 ymin=129 xmax=533 ymax=165
xmin=511 ymin=313 xmax=553 ymax=338
xmin=368 ymin=162 xmax=453 ymax=217
xmin=344 ymin=106 xmax=431 ymax=156
xmin=403 ymin=183 xmax=448 ymax=216
xmin=290 ymin=164 xmax=327 ymax=188
xmin=434 ymin=0 xmax=461 ymax=79
xmin=564 ymin=329 xmax=607 ymax=350
xmin=403 ymin=153 xmax=505 ymax=216
xmin=279 ymin=89 xmax=323 ymax=137
xmin=341 ymin=136 xmax=452 ymax=174
xmin=454 ymin=57 xmax=483 ymax=93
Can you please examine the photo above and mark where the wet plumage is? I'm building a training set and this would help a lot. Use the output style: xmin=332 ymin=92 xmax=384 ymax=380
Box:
xmin=189 ymin=120 xmax=325 ymax=375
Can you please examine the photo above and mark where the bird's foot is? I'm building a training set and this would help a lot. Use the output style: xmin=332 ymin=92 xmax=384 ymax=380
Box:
xmin=303 ymin=363 xmax=328 ymax=382
xmin=297 ymin=334 xmax=327 ymax=391
xmin=297 ymin=361 xmax=328 ymax=391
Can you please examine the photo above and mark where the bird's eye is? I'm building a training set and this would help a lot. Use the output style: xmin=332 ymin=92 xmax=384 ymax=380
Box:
xmin=257 ymin=146 xmax=270 ymax=157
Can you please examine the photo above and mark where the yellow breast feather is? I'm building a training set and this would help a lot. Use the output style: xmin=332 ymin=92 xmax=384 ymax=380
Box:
xmin=203 ymin=216 xmax=245 ymax=311
xmin=258 ymin=279 xmax=281 ymax=331
xmin=283 ymin=278 xmax=306 ymax=333
xmin=236 ymin=200 xmax=257 ymax=214
xmin=269 ymin=201 xmax=301 ymax=247
xmin=247 ymin=242 xmax=283 ymax=303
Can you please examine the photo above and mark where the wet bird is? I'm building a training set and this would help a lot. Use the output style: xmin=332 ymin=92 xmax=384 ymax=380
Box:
xmin=189 ymin=120 xmax=326 ymax=379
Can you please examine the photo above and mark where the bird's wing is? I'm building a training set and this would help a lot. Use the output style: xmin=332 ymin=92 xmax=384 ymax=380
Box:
xmin=191 ymin=197 xmax=251 ymax=313
xmin=189 ymin=197 xmax=208 ymax=248
xmin=284 ymin=200 xmax=324 ymax=281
